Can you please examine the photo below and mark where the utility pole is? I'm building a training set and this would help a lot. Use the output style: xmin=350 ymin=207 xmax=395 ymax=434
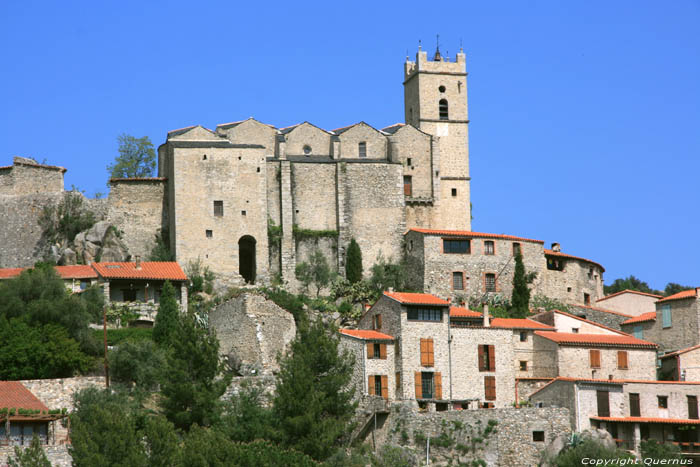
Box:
xmin=103 ymin=305 xmax=109 ymax=388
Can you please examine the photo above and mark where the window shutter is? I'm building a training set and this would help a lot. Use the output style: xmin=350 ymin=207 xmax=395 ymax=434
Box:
xmin=435 ymin=372 xmax=443 ymax=400
xmin=488 ymin=345 xmax=496 ymax=371
xmin=377 ymin=314 xmax=382 ymax=329
xmin=367 ymin=342 xmax=374 ymax=359
xmin=368 ymin=376 xmax=375 ymax=396
xmin=420 ymin=339 xmax=428 ymax=366
xmin=380 ymin=343 xmax=387 ymax=359
xmin=396 ymin=372 xmax=401 ymax=393
xmin=427 ymin=339 xmax=434 ymax=367
xmin=597 ymin=390 xmax=610 ymax=417
xmin=618 ymin=351 xmax=628 ymax=370
xmin=478 ymin=345 xmax=485 ymax=371
xmin=485 ymin=376 xmax=496 ymax=401
xmin=414 ymin=372 xmax=422 ymax=399
xmin=590 ymin=350 xmax=601 ymax=368
xmin=381 ymin=375 xmax=388 ymax=400
xmin=630 ymin=393 xmax=641 ymax=417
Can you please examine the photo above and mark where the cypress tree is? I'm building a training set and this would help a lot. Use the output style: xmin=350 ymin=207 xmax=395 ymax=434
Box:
xmin=510 ymin=252 xmax=531 ymax=318
xmin=345 ymin=238 xmax=362 ymax=284
xmin=153 ymin=280 xmax=179 ymax=347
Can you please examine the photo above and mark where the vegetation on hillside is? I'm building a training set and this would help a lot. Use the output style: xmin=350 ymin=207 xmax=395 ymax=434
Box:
xmin=604 ymin=274 xmax=694 ymax=297
xmin=38 ymin=190 xmax=96 ymax=244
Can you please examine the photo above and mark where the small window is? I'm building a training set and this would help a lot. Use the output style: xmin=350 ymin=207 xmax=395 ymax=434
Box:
xmin=572 ymin=328 xmax=579 ymax=334
xmin=617 ymin=351 xmax=629 ymax=370
xmin=633 ymin=325 xmax=643 ymax=339
xmin=421 ymin=372 xmax=434 ymax=399
xmin=484 ymin=376 xmax=496 ymax=401
xmin=662 ymin=304 xmax=672 ymax=328
xmin=373 ymin=343 xmax=381 ymax=359
xmin=567 ymin=287 xmax=572 ymax=293
xmin=547 ymin=258 xmax=565 ymax=271
xmin=438 ymin=85 xmax=446 ymax=93
xmin=688 ymin=395 xmax=698 ymax=419
xmin=80 ymin=280 xmax=89 ymax=290
xmin=451 ymin=188 xmax=457 ymax=197
xmin=374 ymin=376 xmax=382 ymax=396
xmin=373 ymin=314 xmax=382 ymax=330
xmin=478 ymin=345 xmax=495 ymax=371
xmin=519 ymin=331 xmax=527 ymax=342
xmin=256 ymin=167 xmax=260 ymax=173
xmin=358 ymin=142 xmax=367 ymax=158
xmin=484 ymin=241 xmax=495 ymax=255
xmin=532 ymin=431 xmax=545 ymax=442
xmin=214 ymin=200 xmax=224 ymax=217
xmin=658 ymin=396 xmax=668 ymax=409
xmin=485 ymin=273 xmax=496 ymax=293
xmin=404 ymin=176 xmax=412 ymax=196
xmin=513 ymin=243 xmax=521 ymax=256
xmin=584 ymin=293 xmax=591 ymax=305
xmin=206 ymin=229 xmax=213 ymax=238
xmin=588 ymin=268 xmax=593 ymax=279
xmin=519 ymin=361 xmax=528 ymax=371
xmin=630 ymin=393 xmax=641 ymax=417
xmin=407 ymin=157 xmax=412 ymax=166
xmin=241 ymin=210 xmax=246 ymax=216
xmin=303 ymin=145 xmax=312 ymax=155
xmin=408 ymin=308 xmax=442 ymax=322
xmin=439 ymin=99 xmax=449 ymax=120
xmin=452 ymin=272 xmax=464 ymax=290
xmin=202 ymin=154 xmax=207 ymax=160
xmin=443 ymin=239 xmax=470 ymax=254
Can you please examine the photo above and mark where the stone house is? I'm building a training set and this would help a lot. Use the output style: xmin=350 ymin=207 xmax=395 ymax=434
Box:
xmin=620 ymin=312 xmax=657 ymax=341
xmin=0 ymin=381 xmax=64 ymax=446
xmin=403 ymin=228 xmax=605 ymax=307
xmin=635 ymin=289 xmax=700 ymax=354
xmin=660 ymin=344 xmax=700 ymax=382
xmin=0 ymin=265 xmax=97 ymax=293
xmin=532 ymin=332 xmax=658 ymax=381
xmin=339 ymin=329 xmax=396 ymax=401
xmin=92 ymin=259 xmax=188 ymax=323
xmin=595 ymin=289 xmax=663 ymax=317
xmin=567 ymin=304 xmax=633 ymax=332
xmin=530 ymin=309 xmax=627 ymax=336
xmin=530 ymin=377 xmax=700 ymax=455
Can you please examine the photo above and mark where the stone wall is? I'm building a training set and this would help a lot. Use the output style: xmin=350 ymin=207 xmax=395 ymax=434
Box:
xmin=290 ymin=162 xmax=337 ymax=231
xmin=516 ymin=378 xmax=553 ymax=401
xmin=568 ymin=305 xmax=631 ymax=331
xmin=0 ymin=445 xmax=71 ymax=467
xmin=555 ymin=346 xmax=657 ymax=381
xmin=0 ymin=157 xmax=65 ymax=196
xmin=340 ymin=335 xmax=396 ymax=402
xmin=0 ymin=193 xmax=60 ymax=267
xmin=541 ymin=254 xmax=604 ymax=305
xmin=642 ymin=296 xmax=700 ymax=353
xmin=376 ymin=404 xmax=571 ymax=467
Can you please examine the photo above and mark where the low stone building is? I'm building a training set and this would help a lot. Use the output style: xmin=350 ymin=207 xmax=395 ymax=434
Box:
xmin=209 ymin=293 xmax=296 ymax=376
xmin=0 ymin=381 xmax=64 ymax=447
xmin=531 ymin=309 xmax=627 ymax=335
xmin=620 ymin=312 xmax=657 ymax=340
xmin=635 ymin=288 xmax=700 ymax=354
xmin=530 ymin=377 xmax=700 ymax=456
xmin=0 ymin=264 xmax=98 ymax=293
xmin=567 ymin=304 xmax=633 ymax=332
xmin=339 ymin=329 xmax=396 ymax=401
xmin=595 ymin=289 xmax=663 ymax=317
xmin=532 ymin=332 xmax=658 ymax=381
xmin=660 ymin=344 xmax=700 ymax=382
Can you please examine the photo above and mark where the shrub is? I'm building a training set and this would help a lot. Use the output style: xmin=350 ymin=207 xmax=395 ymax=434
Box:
xmin=109 ymin=339 xmax=167 ymax=390
xmin=38 ymin=190 xmax=95 ymax=244
xmin=345 ymin=238 xmax=363 ymax=284
xmin=553 ymin=439 xmax=634 ymax=466
xmin=640 ymin=439 xmax=682 ymax=460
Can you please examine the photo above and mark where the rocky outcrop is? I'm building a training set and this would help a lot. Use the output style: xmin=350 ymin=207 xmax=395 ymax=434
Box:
xmin=58 ymin=221 xmax=130 ymax=265
xmin=209 ymin=293 xmax=296 ymax=376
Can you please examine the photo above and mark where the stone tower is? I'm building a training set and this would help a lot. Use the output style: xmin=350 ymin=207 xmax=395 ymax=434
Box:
xmin=404 ymin=45 xmax=471 ymax=230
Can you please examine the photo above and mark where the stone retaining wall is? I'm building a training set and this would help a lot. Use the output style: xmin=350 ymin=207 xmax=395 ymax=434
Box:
xmin=0 ymin=445 xmax=71 ymax=467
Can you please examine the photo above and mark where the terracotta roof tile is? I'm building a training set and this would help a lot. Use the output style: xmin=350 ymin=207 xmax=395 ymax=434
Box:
xmin=544 ymin=309 xmax=632 ymax=336
xmin=92 ymin=262 xmax=187 ymax=281
xmin=0 ymin=268 xmax=25 ymax=279
xmin=383 ymin=291 xmax=449 ymax=306
xmin=591 ymin=416 xmax=700 ymax=425
xmin=544 ymin=249 xmax=605 ymax=272
xmin=597 ymin=289 xmax=663 ymax=302
xmin=621 ymin=312 xmax=656 ymax=325
xmin=408 ymin=228 xmax=544 ymax=244
xmin=449 ymin=307 xmax=482 ymax=318
xmin=489 ymin=318 xmax=554 ymax=330
xmin=657 ymin=289 xmax=698 ymax=303
xmin=54 ymin=265 xmax=98 ymax=279
xmin=534 ymin=331 xmax=657 ymax=348
xmin=339 ymin=329 xmax=395 ymax=341
xmin=660 ymin=343 xmax=700 ymax=359
xmin=0 ymin=382 xmax=49 ymax=412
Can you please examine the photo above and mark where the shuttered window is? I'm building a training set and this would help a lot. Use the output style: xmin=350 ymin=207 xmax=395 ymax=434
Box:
xmin=434 ymin=372 xmax=443 ymax=400
xmin=373 ymin=314 xmax=382 ymax=330
xmin=597 ymin=390 xmax=610 ymax=417
xmin=366 ymin=342 xmax=386 ymax=359
xmin=484 ymin=376 xmax=496 ymax=401
xmin=590 ymin=349 xmax=601 ymax=368
xmin=630 ymin=393 xmax=641 ymax=417
xmin=689 ymin=396 xmax=698 ymax=420
xmin=420 ymin=338 xmax=434 ymax=367
xmin=478 ymin=345 xmax=496 ymax=371
xmin=617 ymin=351 xmax=628 ymax=370
xmin=414 ymin=372 xmax=422 ymax=399
xmin=662 ymin=305 xmax=672 ymax=328
xmin=367 ymin=375 xmax=389 ymax=400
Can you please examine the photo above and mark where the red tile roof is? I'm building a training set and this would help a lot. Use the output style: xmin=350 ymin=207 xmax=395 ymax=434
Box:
xmin=534 ymin=331 xmax=658 ymax=348
xmin=490 ymin=318 xmax=554 ymax=330
xmin=0 ymin=268 xmax=25 ymax=279
xmin=660 ymin=343 xmax=700 ymax=359
xmin=54 ymin=265 xmax=98 ymax=279
xmin=597 ymin=289 xmax=663 ymax=302
xmin=657 ymin=289 xmax=698 ymax=303
xmin=92 ymin=262 xmax=187 ymax=281
xmin=591 ymin=416 xmax=700 ymax=425
xmin=544 ymin=249 xmax=605 ymax=272
xmin=408 ymin=228 xmax=544 ymax=244
xmin=449 ymin=307 xmax=482 ymax=318
xmin=621 ymin=312 xmax=656 ymax=326
xmin=0 ymin=381 xmax=49 ymax=412
xmin=529 ymin=376 xmax=700 ymax=398
xmin=535 ymin=309 xmax=633 ymax=336
xmin=340 ymin=329 xmax=394 ymax=341
xmin=383 ymin=291 xmax=449 ymax=306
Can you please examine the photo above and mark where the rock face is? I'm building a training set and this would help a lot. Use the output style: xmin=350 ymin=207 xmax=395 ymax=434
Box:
xmin=542 ymin=428 xmax=617 ymax=465
xmin=68 ymin=222 xmax=130 ymax=264
xmin=209 ymin=293 xmax=296 ymax=376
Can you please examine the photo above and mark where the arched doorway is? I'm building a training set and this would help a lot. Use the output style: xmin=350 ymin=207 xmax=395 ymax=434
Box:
xmin=238 ymin=235 xmax=256 ymax=284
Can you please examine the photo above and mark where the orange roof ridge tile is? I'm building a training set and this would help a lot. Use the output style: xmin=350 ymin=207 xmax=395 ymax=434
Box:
xmin=339 ymin=329 xmax=395 ymax=341
xmin=544 ymin=249 xmax=605 ymax=272
xmin=621 ymin=312 xmax=656 ymax=325
xmin=92 ymin=261 xmax=187 ymax=281
xmin=657 ymin=289 xmax=698 ymax=303
xmin=383 ymin=291 xmax=450 ymax=306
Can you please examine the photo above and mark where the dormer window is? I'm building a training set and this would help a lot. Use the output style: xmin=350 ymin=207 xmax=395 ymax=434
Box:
xmin=439 ymin=99 xmax=449 ymax=120
xmin=358 ymin=142 xmax=367 ymax=158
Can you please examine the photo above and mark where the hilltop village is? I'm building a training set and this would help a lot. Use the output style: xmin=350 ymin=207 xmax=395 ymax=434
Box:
xmin=0 ymin=46 xmax=698 ymax=465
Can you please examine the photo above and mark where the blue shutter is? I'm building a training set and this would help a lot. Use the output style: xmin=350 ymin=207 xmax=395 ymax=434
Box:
xmin=662 ymin=305 xmax=672 ymax=328
xmin=633 ymin=325 xmax=643 ymax=339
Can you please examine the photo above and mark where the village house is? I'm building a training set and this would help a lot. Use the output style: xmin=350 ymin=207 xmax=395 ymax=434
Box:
xmin=530 ymin=309 xmax=629 ymax=336
xmin=620 ymin=312 xmax=657 ymax=341
xmin=632 ymin=289 xmax=700 ymax=354
xmin=595 ymin=289 xmax=663 ymax=317
xmin=0 ymin=381 xmax=64 ymax=447
xmin=660 ymin=345 xmax=700 ymax=382
xmin=0 ymin=265 xmax=98 ymax=293
xmin=530 ymin=377 xmax=700 ymax=456
xmin=565 ymin=304 xmax=633 ymax=332
xmin=339 ymin=329 xmax=396 ymax=402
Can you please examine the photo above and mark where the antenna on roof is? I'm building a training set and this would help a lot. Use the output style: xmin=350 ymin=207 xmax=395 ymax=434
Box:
xmin=418 ymin=39 xmax=422 ymax=51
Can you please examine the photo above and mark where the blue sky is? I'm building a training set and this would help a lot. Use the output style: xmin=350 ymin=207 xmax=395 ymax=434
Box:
xmin=1 ymin=1 xmax=698 ymax=290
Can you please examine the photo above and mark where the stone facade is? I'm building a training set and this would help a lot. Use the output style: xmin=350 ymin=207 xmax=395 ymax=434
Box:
xmin=340 ymin=332 xmax=397 ymax=401
xmin=568 ymin=304 xmax=632 ymax=331
xmin=660 ymin=345 xmax=700 ymax=382
xmin=209 ymin=292 xmax=296 ymax=376
xmin=636 ymin=290 xmax=700 ymax=353
xmin=531 ymin=309 xmax=623 ymax=335
xmin=0 ymin=157 xmax=65 ymax=196
xmin=0 ymin=445 xmax=71 ymax=467
xmin=595 ymin=290 xmax=662 ymax=317
xmin=541 ymin=247 xmax=605 ymax=304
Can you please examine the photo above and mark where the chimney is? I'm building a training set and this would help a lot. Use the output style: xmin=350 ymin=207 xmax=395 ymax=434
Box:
xmin=388 ymin=287 xmax=394 ymax=293
xmin=135 ymin=255 xmax=141 ymax=270
xmin=364 ymin=303 xmax=371 ymax=312
xmin=482 ymin=303 xmax=490 ymax=327
xmin=551 ymin=242 xmax=561 ymax=252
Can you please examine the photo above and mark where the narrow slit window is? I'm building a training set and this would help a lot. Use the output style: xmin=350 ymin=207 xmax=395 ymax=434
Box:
xmin=439 ymin=99 xmax=449 ymax=120
xmin=358 ymin=142 xmax=367 ymax=158
xmin=214 ymin=200 xmax=224 ymax=217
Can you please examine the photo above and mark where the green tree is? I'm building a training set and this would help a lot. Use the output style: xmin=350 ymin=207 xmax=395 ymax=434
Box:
xmin=273 ymin=319 xmax=356 ymax=460
xmin=142 ymin=416 xmax=181 ymax=467
xmin=38 ymin=191 xmax=96 ymax=243
xmin=664 ymin=283 xmax=693 ymax=297
xmin=369 ymin=254 xmax=410 ymax=296
xmin=107 ymin=133 xmax=156 ymax=179
xmin=510 ymin=252 xmax=532 ymax=318
xmin=345 ymin=238 xmax=363 ymax=284
xmin=295 ymin=249 xmax=331 ymax=297
xmin=553 ymin=439 xmax=634 ymax=466
xmin=159 ymin=313 xmax=231 ymax=430
xmin=110 ymin=339 xmax=167 ymax=390
xmin=604 ymin=275 xmax=661 ymax=296
xmin=152 ymin=280 xmax=179 ymax=347
xmin=640 ymin=439 xmax=682 ymax=460
xmin=148 ymin=229 xmax=174 ymax=261
xmin=69 ymin=388 xmax=148 ymax=467
xmin=218 ymin=380 xmax=276 ymax=443
xmin=7 ymin=434 xmax=51 ymax=467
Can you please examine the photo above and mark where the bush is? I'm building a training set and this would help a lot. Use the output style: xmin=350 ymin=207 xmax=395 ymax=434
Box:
xmin=295 ymin=249 xmax=331 ymax=297
xmin=91 ymin=327 xmax=153 ymax=346
xmin=553 ymin=439 xmax=634 ymax=466
xmin=640 ymin=439 xmax=682 ymax=460
xmin=185 ymin=258 xmax=215 ymax=296
xmin=260 ymin=288 xmax=307 ymax=325
xmin=7 ymin=434 xmax=51 ymax=467
xmin=38 ymin=190 xmax=95 ymax=244
xmin=110 ymin=339 xmax=167 ymax=390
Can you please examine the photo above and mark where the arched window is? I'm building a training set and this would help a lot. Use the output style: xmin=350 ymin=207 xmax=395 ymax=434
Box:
xmin=439 ymin=99 xmax=449 ymax=120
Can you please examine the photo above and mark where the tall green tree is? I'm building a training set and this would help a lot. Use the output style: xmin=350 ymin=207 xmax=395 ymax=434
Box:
xmin=152 ymin=280 xmax=179 ymax=347
xmin=510 ymin=252 xmax=531 ymax=318
xmin=295 ymin=249 xmax=331 ymax=297
xmin=159 ymin=313 xmax=231 ymax=430
xmin=273 ymin=319 xmax=356 ymax=460
xmin=345 ymin=238 xmax=363 ymax=284
xmin=107 ymin=134 xmax=156 ymax=179
xmin=369 ymin=254 xmax=410 ymax=295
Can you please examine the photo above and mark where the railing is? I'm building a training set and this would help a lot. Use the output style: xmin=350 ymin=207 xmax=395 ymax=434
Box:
xmin=671 ymin=441 xmax=700 ymax=453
